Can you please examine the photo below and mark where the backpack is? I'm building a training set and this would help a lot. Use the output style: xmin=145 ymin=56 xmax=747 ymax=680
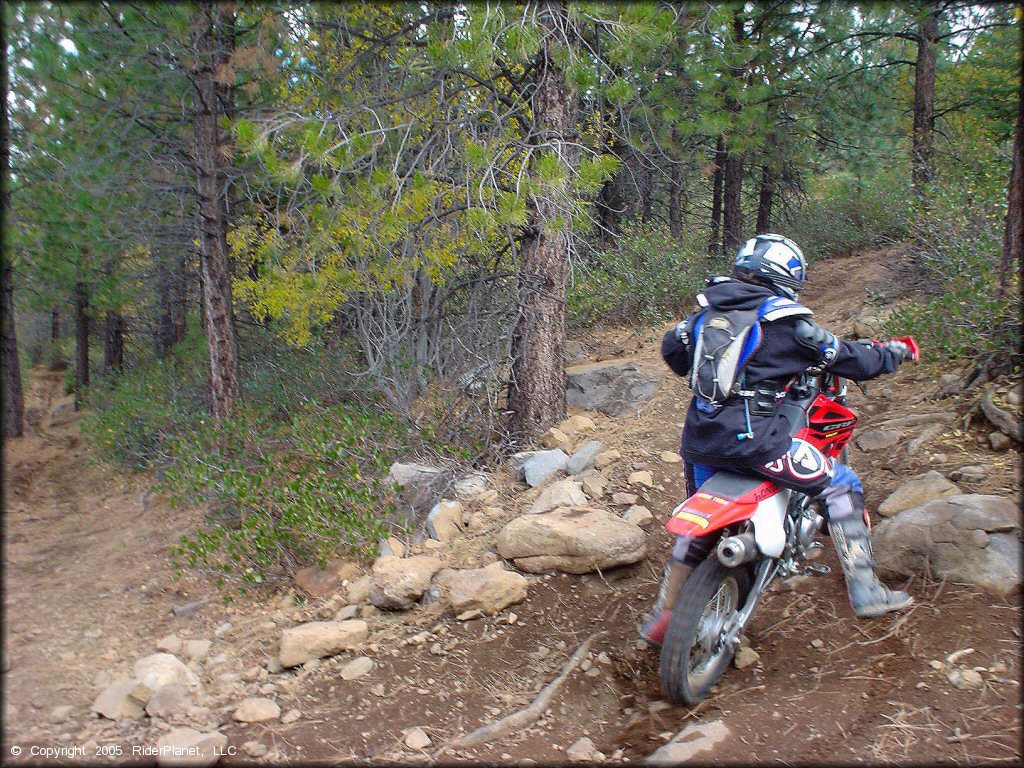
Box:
xmin=687 ymin=295 xmax=811 ymax=414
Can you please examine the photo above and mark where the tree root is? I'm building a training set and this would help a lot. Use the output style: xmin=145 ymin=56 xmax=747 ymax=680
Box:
xmin=980 ymin=386 xmax=1022 ymax=442
xmin=435 ymin=631 xmax=602 ymax=756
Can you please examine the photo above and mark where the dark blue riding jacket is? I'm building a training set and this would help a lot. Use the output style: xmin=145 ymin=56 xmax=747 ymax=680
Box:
xmin=662 ymin=277 xmax=901 ymax=469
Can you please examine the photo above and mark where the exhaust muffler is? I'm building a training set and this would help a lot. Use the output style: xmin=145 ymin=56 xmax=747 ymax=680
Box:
xmin=717 ymin=533 xmax=759 ymax=567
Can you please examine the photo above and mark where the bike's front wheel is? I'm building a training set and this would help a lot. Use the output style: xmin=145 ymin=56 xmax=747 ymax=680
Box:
xmin=659 ymin=555 xmax=752 ymax=706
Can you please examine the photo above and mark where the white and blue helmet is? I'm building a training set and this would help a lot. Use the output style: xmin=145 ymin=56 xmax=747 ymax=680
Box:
xmin=733 ymin=234 xmax=807 ymax=300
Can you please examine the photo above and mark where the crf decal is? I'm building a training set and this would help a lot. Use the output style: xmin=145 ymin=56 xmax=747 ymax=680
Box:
xmin=763 ymin=438 xmax=831 ymax=481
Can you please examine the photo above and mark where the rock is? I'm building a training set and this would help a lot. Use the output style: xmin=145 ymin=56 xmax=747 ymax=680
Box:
xmin=244 ymin=741 xmax=269 ymax=758
xmin=566 ymin=441 xmax=604 ymax=476
xmin=156 ymin=634 xmax=183 ymax=654
xmin=878 ymin=471 xmax=960 ymax=517
xmin=594 ymin=449 xmax=621 ymax=469
xmin=565 ymin=358 xmax=664 ymax=416
xmin=134 ymin=654 xmax=200 ymax=690
xmin=874 ymin=494 xmax=1021 ymax=595
xmin=989 ymin=431 xmax=1012 ymax=451
xmin=628 ymin=470 xmax=654 ymax=487
xmin=49 ymin=704 xmax=74 ymax=723
xmin=279 ymin=620 xmax=369 ymax=668
xmin=293 ymin=565 xmax=341 ymax=597
xmin=454 ymin=472 xmax=489 ymax=497
xmin=436 ymin=564 xmax=529 ymax=615
xmin=281 ymin=708 xmax=302 ymax=724
xmin=579 ymin=472 xmax=608 ymax=500
xmin=155 ymin=727 xmax=227 ymax=767
xmin=233 ymin=697 xmax=280 ymax=723
xmin=326 ymin=558 xmax=361 ymax=583
xmin=529 ymin=479 xmax=587 ymax=515
xmin=540 ymin=427 xmax=572 ymax=452
xmin=517 ymin=449 xmax=570 ymax=487
xmin=92 ymin=679 xmax=151 ymax=720
xmin=567 ymin=736 xmax=604 ymax=762
xmin=467 ymin=506 xmax=507 ymax=533
xmin=856 ymin=429 xmax=902 ymax=452
xmin=181 ymin=639 xmax=212 ymax=662
xmin=426 ymin=500 xmax=466 ymax=543
xmin=559 ymin=414 xmax=596 ymax=436
xmin=947 ymin=668 xmax=984 ymax=689
xmin=347 ymin=576 xmax=371 ymax=605
xmin=659 ymin=451 xmax=682 ymax=464
xmin=646 ymin=719 xmax=730 ymax=764
xmin=496 ymin=507 xmax=647 ymax=574
xmin=340 ymin=657 xmax=375 ymax=680
xmin=622 ymin=505 xmax=654 ymax=529
xmin=370 ymin=555 xmax=444 ymax=609
xmin=334 ymin=605 xmax=359 ymax=621
xmin=611 ymin=492 xmax=638 ymax=506
xmin=377 ymin=537 xmax=404 ymax=559
xmin=388 ymin=462 xmax=451 ymax=519
xmin=404 ymin=727 xmax=432 ymax=750
xmin=564 ymin=339 xmax=590 ymax=364
xmin=145 ymin=683 xmax=194 ymax=719
xmin=733 ymin=647 xmax=759 ymax=669
xmin=950 ymin=465 xmax=989 ymax=483
xmin=939 ymin=373 xmax=960 ymax=386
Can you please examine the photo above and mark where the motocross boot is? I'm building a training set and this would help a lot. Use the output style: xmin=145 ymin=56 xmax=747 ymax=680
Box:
xmin=640 ymin=560 xmax=694 ymax=645
xmin=828 ymin=514 xmax=914 ymax=618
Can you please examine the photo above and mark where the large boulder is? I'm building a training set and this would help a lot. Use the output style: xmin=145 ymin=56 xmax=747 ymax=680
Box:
xmin=496 ymin=507 xmax=647 ymax=574
xmin=510 ymin=449 xmax=570 ymax=487
xmin=369 ymin=555 xmax=444 ymax=609
xmin=565 ymin=358 xmax=663 ymax=417
xmin=91 ymin=679 xmax=151 ymax=720
xmin=878 ymin=471 xmax=960 ymax=517
xmin=435 ymin=563 xmax=529 ymax=615
xmin=278 ymin=620 xmax=368 ymax=668
xmin=388 ymin=462 xmax=451 ymax=520
xmin=873 ymin=494 xmax=1021 ymax=596
xmin=426 ymin=500 xmax=466 ymax=543
xmin=528 ymin=478 xmax=587 ymax=515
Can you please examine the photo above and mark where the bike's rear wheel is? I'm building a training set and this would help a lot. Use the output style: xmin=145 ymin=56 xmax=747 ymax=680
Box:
xmin=659 ymin=555 xmax=752 ymax=706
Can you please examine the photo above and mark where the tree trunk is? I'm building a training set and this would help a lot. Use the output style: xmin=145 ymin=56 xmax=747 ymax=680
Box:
xmin=191 ymin=3 xmax=241 ymax=421
xmin=756 ymin=163 xmax=774 ymax=234
xmin=722 ymin=151 xmax=745 ymax=252
xmin=2 ymin=258 xmax=24 ymax=438
xmin=104 ymin=310 xmax=125 ymax=374
xmin=997 ymin=15 xmax=1023 ymax=301
xmin=911 ymin=3 xmax=940 ymax=195
xmin=509 ymin=0 xmax=577 ymax=440
xmin=51 ymin=308 xmax=59 ymax=342
xmin=668 ymin=159 xmax=683 ymax=238
xmin=639 ymin=164 xmax=654 ymax=222
xmin=707 ymin=136 xmax=725 ymax=254
xmin=74 ymin=281 xmax=90 ymax=410
xmin=155 ymin=252 xmax=188 ymax=357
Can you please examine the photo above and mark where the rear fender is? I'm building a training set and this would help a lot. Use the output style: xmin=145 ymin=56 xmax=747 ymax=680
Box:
xmin=749 ymin=489 xmax=790 ymax=557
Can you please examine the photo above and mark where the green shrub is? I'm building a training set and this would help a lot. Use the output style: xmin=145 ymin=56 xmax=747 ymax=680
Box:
xmin=569 ymin=221 xmax=708 ymax=326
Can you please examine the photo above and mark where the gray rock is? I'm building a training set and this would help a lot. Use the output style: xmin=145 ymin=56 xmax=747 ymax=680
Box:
xmin=733 ymin=646 xmax=759 ymax=669
xmin=426 ymin=500 xmax=465 ymax=543
xmin=878 ymin=471 xmax=960 ymax=517
xmin=874 ymin=494 xmax=1021 ymax=595
xmin=279 ymin=620 xmax=369 ymax=668
xmin=646 ymin=719 xmax=731 ymax=764
xmin=989 ymin=431 xmax=1012 ymax=451
xmin=369 ymin=555 xmax=444 ymax=609
xmin=91 ymin=679 xmax=151 ymax=720
xmin=622 ymin=505 xmax=654 ymax=529
xmin=529 ymin=479 xmax=587 ymax=515
xmin=155 ymin=727 xmax=226 ymax=767
xmin=340 ymin=657 xmax=375 ymax=680
xmin=180 ymin=639 xmax=212 ymax=661
xmin=405 ymin=726 xmax=432 ymax=750
xmin=566 ymin=358 xmax=664 ymax=417
xmin=233 ymin=697 xmax=280 ymax=723
xmin=146 ymin=683 xmax=195 ymax=719
xmin=244 ymin=742 xmax=269 ymax=758
xmin=49 ymin=705 xmax=74 ymax=723
xmin=435 ymin=562 xmax=529 ymax=615
xmin=133 ymin=654 xmax=200 ymax=691
xmin=281 ymin=708 xmax=302 ymax=724
xmin=454 ymin=472 xmax=489 ymax=497
xmin=496 ymin=507 xmax=646 ymax=574
xmin=156 ymin=634 xmax=183 ymax=654
xmin=566 ymin=441 xmax=603 ymax=476
xmin=567 ymin=736 xmax=604 ymax=762
xmin=564 ymin=339 xmax=590 ymax=364
xmin=856 ymin=429 xmax=902 ymax=452
xmin=387 ymin=462 xmax=452 ymax=520
xmin=519 ymin=449 xmax=570 ymax=487
xmin=950 ymin=465 xmax=989 ymax=483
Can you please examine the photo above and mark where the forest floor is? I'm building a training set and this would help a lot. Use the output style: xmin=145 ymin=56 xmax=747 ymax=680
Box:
xmin=3 ymin=247 xmax=1022 ymax=765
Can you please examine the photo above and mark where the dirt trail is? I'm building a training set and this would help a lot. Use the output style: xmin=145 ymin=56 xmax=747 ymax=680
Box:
xmin=3 ymin=248 xmax=1021 ymax=764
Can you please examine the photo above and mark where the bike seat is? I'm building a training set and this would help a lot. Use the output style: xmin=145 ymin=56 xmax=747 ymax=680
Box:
xmin=699 ymin=471 xmax=769 ymax=501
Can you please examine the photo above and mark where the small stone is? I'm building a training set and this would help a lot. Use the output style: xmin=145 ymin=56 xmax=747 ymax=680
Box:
xmin=810 ymin=639 xmax=824 ymax=649
xmin=347 ymin=575 xmax=371 ymax=605
xmin=370 ymin=683 xmax=386 ymax=697
xmin=156 ymin=634 xmax=183 ymax=654
xmin=181 ymin=639 xmax=212 ymax=661
xmin=989 ymin=432 xmax=1012 ymax=451
xmin=540 ymin=427 xmax=572 ymax=452
xmin=293 ymin=565 xmax=341 ymax=598
xmin=146 ymin=683 xmax=194 ymax=719
xmin=622 ymin=505 xmax=653 ymax=528
xmin=594 ymin=449 xmax=621 ymax=469
xmin=611 ymin=492 xmax=638 ymax=506
xmin=733 ymin=646 xmax=760 ymax=669
xmin=233 ymin=697 xmax=281 ymax=723
xmin=340 ymin=657 xmax=375 ymax=680
xmin=566 ymin=736 xmax=603 ymax=762
xmin=244 ymin=741 xmax=269 ymax=758
xmin=627 ymin=470 xmax=654 ymax=487
xmin=947 ymin=668 xmax=984 ymax=689
xmin=281 ymin=708 xmax=302 ymax=724
xmin=48 ymin=705 xmax=74 ymax=723
xmin=405 ymin=727 xmax=431 ymax=750
xmin=214 ymin=622 xmax=232 ymax=638
xmin=91 ymin=680 xmax=151 ymax=720
xmin=929 ymin=660 xmax=944 ymax=670
xmin=457 ymin=609 xmax=484 ymax=621
xmin=335 ymin=604 xmax=359 ymax=621
xmin=155 ymin=727 xmax=226 ymax=767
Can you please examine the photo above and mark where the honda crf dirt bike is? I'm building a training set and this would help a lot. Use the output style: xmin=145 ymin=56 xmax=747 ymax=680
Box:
xmin=658 ymin=336 xmax=920 ymax=706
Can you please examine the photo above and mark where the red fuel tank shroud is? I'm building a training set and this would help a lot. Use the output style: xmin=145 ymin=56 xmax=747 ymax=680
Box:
xmin=664 ymin=480 xmax=778 ymax=537
xmin=799 ymin=394 xmax=857 ymax=458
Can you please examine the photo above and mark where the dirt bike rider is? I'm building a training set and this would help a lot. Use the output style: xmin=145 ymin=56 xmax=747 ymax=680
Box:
xmin=642 ymin=233 xmax=917 ymax=646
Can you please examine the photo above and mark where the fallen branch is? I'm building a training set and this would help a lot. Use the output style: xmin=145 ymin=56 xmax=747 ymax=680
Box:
xmin=438 ymin=632 xmax=602 ymax=754
xmin=980 ymin=386 xmax=1022 ymax=442
xmin=873 ymin=412 xmax=957 ymax=429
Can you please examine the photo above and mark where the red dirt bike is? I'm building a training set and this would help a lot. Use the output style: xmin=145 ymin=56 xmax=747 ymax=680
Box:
xmin=658 ymin=336 xmax=920 ymax=706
